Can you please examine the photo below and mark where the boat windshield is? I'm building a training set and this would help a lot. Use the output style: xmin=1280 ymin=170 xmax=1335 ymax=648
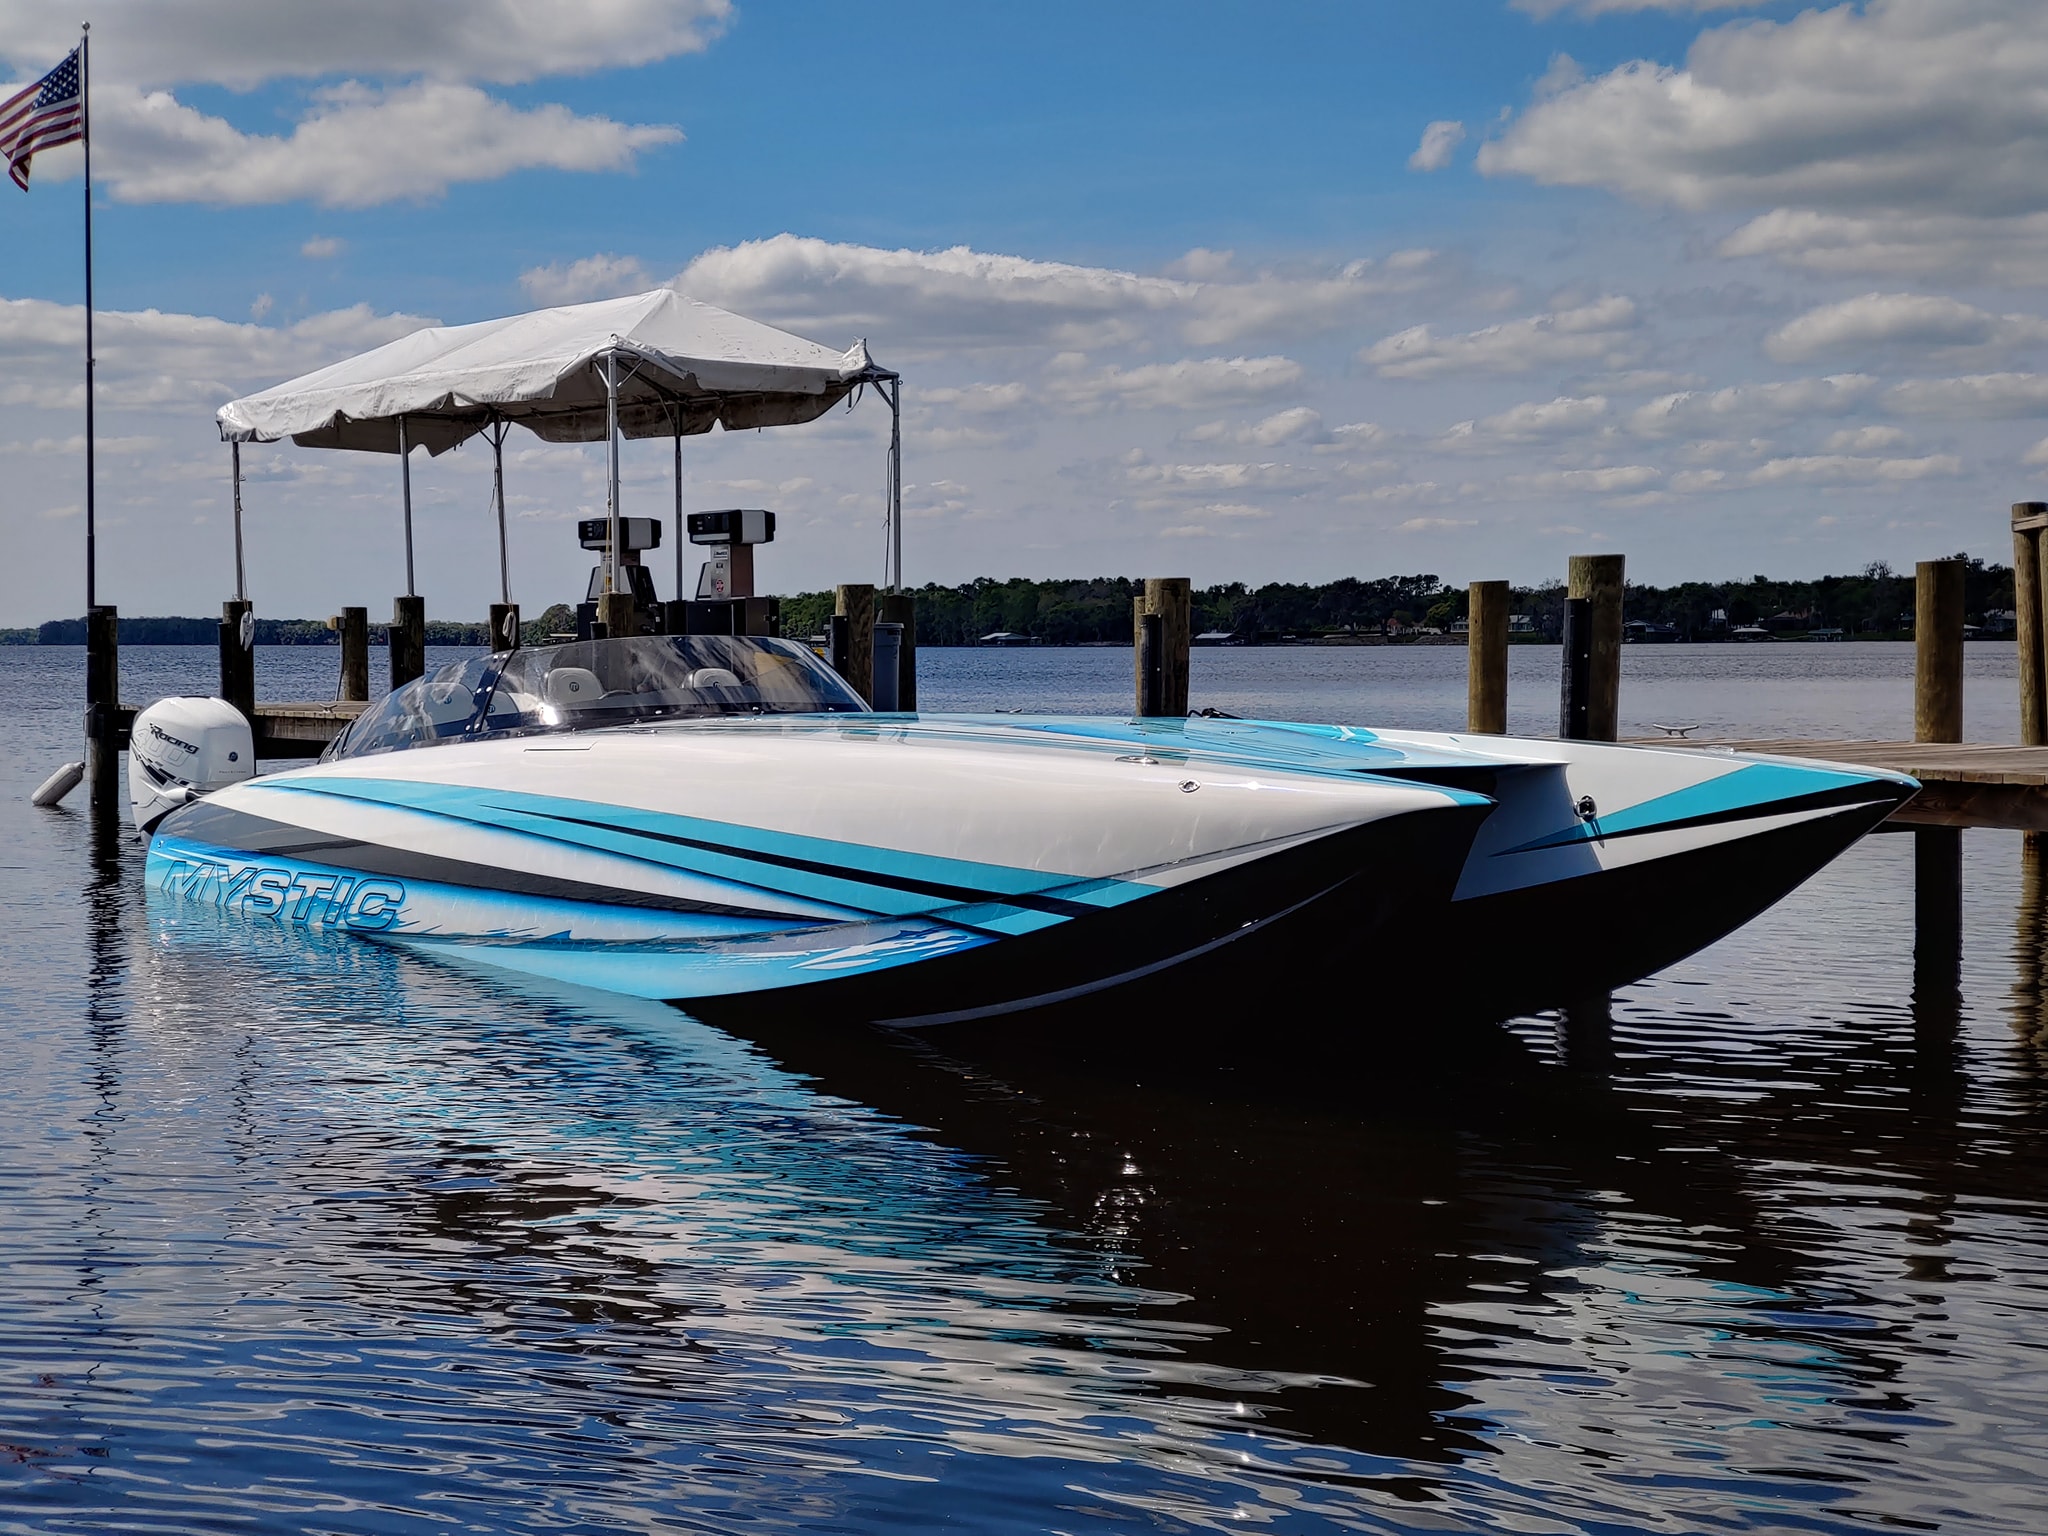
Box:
xmin=326 ymin=634 xmax=869 ymax=761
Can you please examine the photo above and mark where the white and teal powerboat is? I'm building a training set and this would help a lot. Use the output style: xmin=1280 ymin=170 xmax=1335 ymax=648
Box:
xmin=132 ymin=633 xmax=1916 ymax=1027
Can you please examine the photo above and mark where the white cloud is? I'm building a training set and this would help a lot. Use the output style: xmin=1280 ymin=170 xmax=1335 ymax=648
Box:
xmin=1446 ymin=394 xmax=1609 ymax=446
xmin=1883 ymin=372 xmax=2048 ymax=417
xmin=1409 ymin=120 xmax=1466 ymax=173
xmin=1719 ymin=208 xmax=2048 ymax=285
xmin=86 ymin=81 xmax=679 ymax=207
xmin=1824 ymin=425 xmax=1910 ymax=453
xmin=1059 ymin=356 xmax=1304 ymax=411
xmin=1669 ymin=468 xmax=1728 ymax=493
xmin=1482 ymin=2 xmax=2048 ymax=282
xmin=0 ymin=2 xmax=731 ymax=90
xmin=1187 ymin=406 xmax=1328 ymax=447
xmin=2024 ymin=437 xmax=2048 ymax=466
xmin=1628 ymin=374 xmax=1880 ymax=436
xmin=1511 ymin=464 xmax=1662 ymax=494
xmin=1765 ymin=292 xmax=2048 ymax=362
xmin=520 ymin=253 xmax=655 ymax=305
xmin=0 ymin=295 xmax=435 ymax=411
xmin=670 ymin=234 xmax=1426 ymax=352
xmin=1363 ymin=296 xmax=1638 ymax=378
xmin=1748 ymin=453 xmax=1963 ymax=485
xmin=300 ymin=236 xmax=343 ymax=259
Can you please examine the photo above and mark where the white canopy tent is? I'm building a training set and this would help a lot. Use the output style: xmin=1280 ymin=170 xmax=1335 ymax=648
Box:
xmin=214 ymin=288 xmax=903 ymax=610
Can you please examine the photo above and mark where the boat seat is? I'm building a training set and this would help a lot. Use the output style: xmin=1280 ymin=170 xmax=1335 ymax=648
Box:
xmin=686 ymin=667 xmax=742 ymax=689
xmin=420 ymin=680 xmax=478 ymax=726
xmin=542 ymin=667 xmax=606 ymax=707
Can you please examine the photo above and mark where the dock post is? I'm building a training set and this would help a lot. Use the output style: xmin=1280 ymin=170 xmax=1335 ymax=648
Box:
xmin=218 ymin=598 xmax=255 ymax=723
xmin=2014 ymin=503 xmax=2047 ymax=744
xmin=1567 ymin=554 xmax=1624 ymax=740
xmin=877 ymin=592 xmax=917 ymax=710
xmin=1915 ymin=558 xmax=1966 ymax=743
xmin=595 ymin=591 xmax=638 ymax=640
xmin=1133 ymin=578 xmax=1191 ymax=717
xmin=84 ymin=604 xmax=120 ymax=808
xmin=1913 ymin=825 xmax=1964 ymax=1029
xmin=390 ymin=594 xmax=426 ymax=692
xmin=1467 ymin=579 xmax=1509 ymax=734
xmin=1137 ymin=610 xmax=1165 ymax=716
xmin=835 ymin=584 xmax=875 ymax=706
xmin=488 ymin=601 xmax=520 ymax=654
xmin=336 ymin=607 xmax=369 ymax=701
xmin=872 ymin=623 xmax=904 ymax=711
xmin=1559 ymin=597 xmax=1592 ymax=739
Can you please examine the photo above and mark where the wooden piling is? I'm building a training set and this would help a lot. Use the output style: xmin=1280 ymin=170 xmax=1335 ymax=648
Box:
xmin=488 ymin=601 xmax=520 ymax=654
xmin=219 ymin=598 xmax=255 ymax=722
xmin=1915 ymin=558 xmax=1966 ymax=744
xmin=1133 ymin=578 xmax=1191 ymax=717
xmin=84 ymin=604 xmax=120 ymax=805
xmin=836 ymin=583 xmax=876 ymax=706
xmin=390 ymin=594 xmax=426 ymax=692
xmin=1560 ymin=597 xmax=1592 ymax=739
xmin=1137 ymin=611 xmax=1165 ymax=717
xmin=1913 ymin=825 xmax=1964 ymax=1020
xmin=1467 ymin=579 xmax=1509 ymax=734
xmin=877 ymin=592 xmax=917 ymax=710
xmin=1567 ymin=554 xmax=1624 ymax=741
xmin=337 ymin=606 xmax=369 ymax=702
xmin=2015 ymin=503 xmax=2048 ymax=745
xmin=595 ymin=591 xmax=639 ymax=640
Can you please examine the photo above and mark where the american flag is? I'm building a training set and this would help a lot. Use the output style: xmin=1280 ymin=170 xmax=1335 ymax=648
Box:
xmin=0 ymin=47 xmax=84 ymax=191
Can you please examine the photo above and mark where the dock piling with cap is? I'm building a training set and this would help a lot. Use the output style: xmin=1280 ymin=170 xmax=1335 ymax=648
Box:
xmin=1564 ymin=554 xmax=1624 ymax=741
xmin=390 ymin=595 xmax=426 ymax=692
xmin=2015 ymin=503 xmax=2047 ymax=744
xmin=876 ymin=592 xmax=917 ymax=710
xmin=1915 ymin=557 xmax=1966 ymax=744
xmin=84 ymin=604 xmax=119 ymax=808
xmin=1133 ymin=578 xmax=1191 ymax=718
xmin=1467 ymin=579 xmax=1508 ymax=734
xmin=836 ymin=583 xmax=875 ymax=706
xmin=336 ymin=606 xmax=369 ymax=701
xmin=219 ymin=598 xmax=254 ymax=723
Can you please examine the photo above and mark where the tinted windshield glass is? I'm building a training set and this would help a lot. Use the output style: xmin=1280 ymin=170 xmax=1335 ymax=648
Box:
xmin=326 ymin=635 xmax=867 ymax=762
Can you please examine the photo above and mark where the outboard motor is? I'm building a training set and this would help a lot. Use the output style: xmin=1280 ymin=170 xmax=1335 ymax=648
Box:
xmin=128 ymin=697 xmax=254 ymax=833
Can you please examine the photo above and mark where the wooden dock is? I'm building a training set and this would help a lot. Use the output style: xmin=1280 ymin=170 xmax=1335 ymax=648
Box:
xmin=1629 ymin=738 xmax=2048 ymax=831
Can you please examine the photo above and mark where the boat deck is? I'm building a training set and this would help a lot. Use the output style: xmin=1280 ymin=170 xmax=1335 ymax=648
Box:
xmin=1626 ymin=738 xmax=2048 ymax=830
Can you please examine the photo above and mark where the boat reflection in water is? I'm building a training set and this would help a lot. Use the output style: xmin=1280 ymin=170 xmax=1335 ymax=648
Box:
xmin=24 ymin=838 xmax=2032 ymax=1534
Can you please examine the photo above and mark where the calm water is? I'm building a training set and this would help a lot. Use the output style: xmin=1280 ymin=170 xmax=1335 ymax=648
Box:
xmin=4 ymin=643 xmax=2046 ymax=1534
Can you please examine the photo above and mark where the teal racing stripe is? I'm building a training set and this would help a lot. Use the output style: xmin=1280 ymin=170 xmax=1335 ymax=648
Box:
xmin=250 ymin=776 xmax=1155 ymax=920
xmin=1497 ymin=761 xmax=1892 ymax=856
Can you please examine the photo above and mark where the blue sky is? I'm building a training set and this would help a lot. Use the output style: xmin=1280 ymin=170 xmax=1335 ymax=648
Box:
xmin=2 ymin=0 xmax=2043 ymax=623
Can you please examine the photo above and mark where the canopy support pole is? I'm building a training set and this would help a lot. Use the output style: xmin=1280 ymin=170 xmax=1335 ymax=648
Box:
xmin=604 ymin=351 xmax=621 ymax=596
xmin=673 ymin=414 xmax=684 ymax=602
xmin=231 ymin=440 xmax=246 ymax=601
xmin=398 ymin=414 xmax=416 ymax=597
xmin=491 ymin=420 xmax=510 ymax=606
xmin=887 ymin=376 xmax=903 ymax=592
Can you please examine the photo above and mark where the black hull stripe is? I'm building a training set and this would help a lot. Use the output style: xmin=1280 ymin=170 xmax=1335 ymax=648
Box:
xmin=515 ymin=807 xmax=1110 ymax=920
xmin=1506 ymin=779 xmax=1910 ymax=855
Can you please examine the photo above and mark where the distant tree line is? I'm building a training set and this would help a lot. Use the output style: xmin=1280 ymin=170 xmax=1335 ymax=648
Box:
xmin=783 ymin=559 xmax=2017 ymax=645
xmin=5 ymin=559 xmax=2018 ymax=647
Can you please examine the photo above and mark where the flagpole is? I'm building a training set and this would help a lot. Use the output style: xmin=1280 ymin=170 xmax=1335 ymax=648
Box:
xmin=80 ymin=22 xmax=95 ymax=612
